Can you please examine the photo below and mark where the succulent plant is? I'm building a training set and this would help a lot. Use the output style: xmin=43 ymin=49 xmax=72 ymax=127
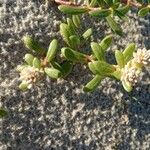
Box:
xmin=17 ymin=15 xmax=150 ymax=92
xmin=55 ymin=0 xmax=150 ymax=35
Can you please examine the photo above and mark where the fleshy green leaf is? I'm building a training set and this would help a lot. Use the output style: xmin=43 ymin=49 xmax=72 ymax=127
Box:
xmin=114 ymin=9 xmax=128 ymax=21
xmin=61 ymin=61 xmax=73 ymax=77
xmin=115 ymin=50 xmax=125 ymax=68
xmin=69 ymin=35 xmax=80 ymax=48
xmin=24 ymin=54 xmax=34 ymax=66
xmin=0 ymin=108 xmax=8 ymax=118
xmin=61 ymin=47 xmax=87 ymax=63
xmin=82 ymin=28 xmax=93 ymax=40
xmin=72 ymin=15 xmax=81 ymax=28
xmin=19 ymin=82 xmax=28 ymax=91
xmin=122 ymin=81 xmax=133 ymax=92
xmin=138 ymin=7 xmax=150 ymax=17
xmin=83 ymin=75 xmax=104 ymax=92
xmin=67 ymin=18 xmax=76 ymax=34
xmin=23 ymin=36 xmax=45 ymax=54
xmin=116 ymin=5 xmax=130 ymax=14
xmin=89 ymin=9 xmax=112 ymax=18
xmin=91 ymin=42 xmax=104 ymax=61
xmin=33 ymin=57 xmax=41 ymax=69
xmin=58 ymin=5 xmax=89 ymax=15
xmin=51 ymin=61 xmax=63 ymax=72
xmin=46 ymin=39 xmax=58 ymax=62
xmin=123 ymin=43 xmax=135 ymax=64
xmin=88 ymin=61 xmax=116 ymax=75
xmin=60 ymin=23 xmax=71 ymax=46
xmin=99 ymin=35 xmax=113 ymax=53
xmin=44 ymin=67 xmax=62 ymax=79
xmin=106 ymin=16 xmax=123 ymax=36
xmin=111 ymin=70 xmax=121 ymax=80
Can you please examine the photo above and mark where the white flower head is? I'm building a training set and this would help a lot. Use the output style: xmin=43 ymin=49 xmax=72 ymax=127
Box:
xmin=19 ymin=66 xmax=43 ymax=89
xmin=133 ymin=48 xmax=150 ymax=66
xmin=121 ymin=62 xmax=141 ymax=86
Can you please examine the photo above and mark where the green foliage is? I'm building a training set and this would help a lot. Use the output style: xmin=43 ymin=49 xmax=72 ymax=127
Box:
xmin=115 ymin=50 xmax=125 ymax=68
xmin=123 ymin=43 xmax=136 ymax=64
xmin=23 ymin=36 xmax=45 ymax=54
xmin=83 ymin=75 xmax=104 ymax=92
xmin=0 ymin=108 xmax=8 ymax=118
xmin=106 ymin=16 xmax=123 ymax=36
xmin=58 ymin=5 xmax=89 ymax=15
xmin=46 ymin=39 xmax=58 ymax=62
xmin=44 ymin=67 xmax=62 ymax=79
xmin=56 ymin=0 xmax=150 ymax=35
xmin=17 ymin=0 xmax=150 ymax=93
xmin=61 ymin=47 xmax=87 ymax=63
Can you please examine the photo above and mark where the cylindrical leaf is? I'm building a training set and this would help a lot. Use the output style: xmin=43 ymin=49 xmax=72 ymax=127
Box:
xmin=72 ymin=15 xmax=81 ymax=28
xmin=116 ymin=5 xmax=130 ymax=14
xmin=111 ymin=70 xmax=121 ymax=80
xmin=58 ymin=5 xmax=89 ymax=15
xmin=69 ymin=35 xmax=80 ymax=48
xmin=91 ymin=42 xmax=104 ymax=61
xmin=19 ymin=82 xmax=28 ymax=91
xmin=46 ymin=39 xmax=58 ymax=62
xmin=82 ymin=28 xmax=93 ymax=39
xmin=24 ymin=53 xmax=34 ymax=66
xmin=23 ymin=36 xmax=45 ymax=54
xmin=122 ymin=81 xmax=133 ymax=92
xmin=67 ymin=18 xmax=76 ymax=34
xmin=33 ymin=57 xmax=41 ymax=69
xmin=89 ymin=9 xmax=112 ymax=18
xmin=60 ymin=23 xmax=71 ymax=46
xmin=61 ymin=47 xmax=87 ymax=63
xmin=83 ymin=75 xmax=104 ymax=92
xmin=99 ymin=35 xmax=113 ymax=52
xmin=138 ymin=7 xmax=149 ymax=17
xmin=51 ymin=61 xmax=63 ymax=72
xmin=44 ymin=67 xmax=62 ymax=79
xmin=123 ymin=43 xmax=135 ymax=64
xmin=106 ymin=16 xmax=123 ymax=36
xmin=88 ymin=61 xmax=116 ymax=75
xmin=88 ymin=62 xmax=98 ymax=74
xmin=115 ymin=50 xmax=125 ymax=68
xmin=61 ymin=61 xmax=73 ymax=77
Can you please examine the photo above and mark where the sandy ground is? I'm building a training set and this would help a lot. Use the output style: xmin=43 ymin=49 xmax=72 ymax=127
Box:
xmin=0 ymin=0 xmax=150 ymax=149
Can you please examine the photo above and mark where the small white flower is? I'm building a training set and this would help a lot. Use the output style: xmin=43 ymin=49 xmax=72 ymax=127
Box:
xmin=19 ymin=66 xmax=43 ymax=89
xmin=121 ymin=62 xmax=141 ymax=86
xmin=133 ymin=48 xmax=150 ymax=66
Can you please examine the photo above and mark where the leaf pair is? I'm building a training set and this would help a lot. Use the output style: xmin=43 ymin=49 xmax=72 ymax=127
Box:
xmin=44 ymin=61 xmax=73 ymax=79
xmin=114 ymin=43 xmax=136 ymax=69
xmin=23 ymin=36 xmax=46 ymax=55
xmin=24 ymin=54 xmax=41 ymax=69
xmin=91 ymin=35 xmax=113 ymax=61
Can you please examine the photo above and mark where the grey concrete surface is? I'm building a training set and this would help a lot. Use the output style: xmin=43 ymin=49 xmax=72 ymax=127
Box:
xmin=0 ymin=0 xmax=150 ymax=149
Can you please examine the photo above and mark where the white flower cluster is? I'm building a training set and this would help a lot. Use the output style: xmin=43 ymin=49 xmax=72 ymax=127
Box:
xmin=121 ymin=48 xmax=150 ymax=87
xmin=121 ymin=62 xmax=140 ymax=86
xmin=133 ymin=48 xmax=150 ymax=66
xmin=19 ymin=66 xmax=43 ymax=89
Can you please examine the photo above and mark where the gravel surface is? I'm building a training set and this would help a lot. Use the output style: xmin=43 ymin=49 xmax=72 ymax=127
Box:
xmin=0 ymin=0 xmax=150 ymax=150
